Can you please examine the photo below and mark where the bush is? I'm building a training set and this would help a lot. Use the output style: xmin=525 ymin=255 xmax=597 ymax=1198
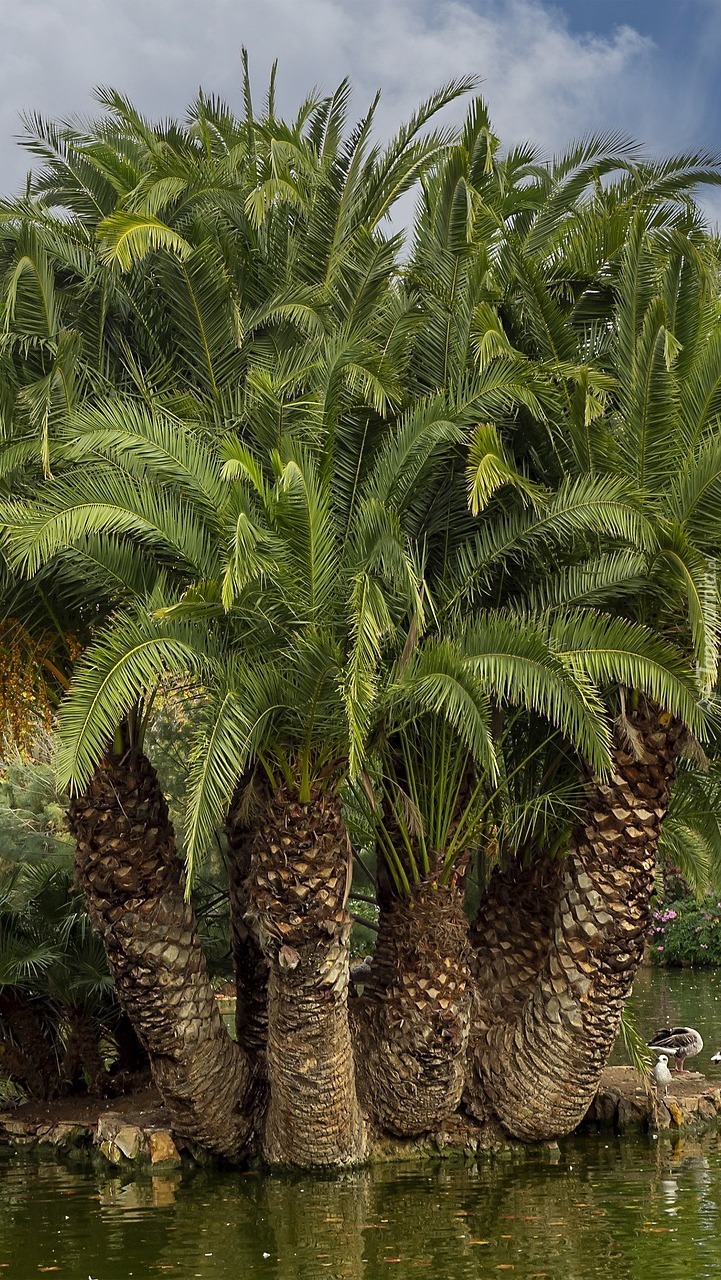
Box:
xmin=0 ymin=755 xmax=144 ymax=1100
xmin=649 ymin=895 xmax=721 ymax=966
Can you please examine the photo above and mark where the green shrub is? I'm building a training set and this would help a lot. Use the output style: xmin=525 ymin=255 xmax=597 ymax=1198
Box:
xmin=649 ymin=895 xmax=721 ymax=966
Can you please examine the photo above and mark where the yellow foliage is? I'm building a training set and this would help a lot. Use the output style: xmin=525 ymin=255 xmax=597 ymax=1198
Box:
xmin=0 ymin=619 xmax=77 ymax=758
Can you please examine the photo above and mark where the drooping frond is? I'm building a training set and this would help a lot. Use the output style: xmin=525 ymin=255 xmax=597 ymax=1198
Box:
xmin=57 ymin=606 xmax=215 ymax=789
xmin=547 ymin=610 xmax=703 ymax=736
xmin=458 ymin=613 xmax=614 ymax=777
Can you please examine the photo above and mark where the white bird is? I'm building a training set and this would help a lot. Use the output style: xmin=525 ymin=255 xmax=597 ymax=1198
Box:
xmin=652 ymin=1054 xmax=673 ymax=1097
xmin=711 ymin=1049 xmax=721 ymax=1064
xmin=647 ymin=1027 xmax=703 ymax=1073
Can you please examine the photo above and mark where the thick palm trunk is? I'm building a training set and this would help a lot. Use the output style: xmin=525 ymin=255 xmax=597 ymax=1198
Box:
xmin=354 ymin=875 xmax=473 ymax=1135
xmin=246 ymin=786 xmax=366 ymax=1167
xmin=464 ymin=857 xmax=562 ymax=1120
xmin=226 ymin=790 xmax=269 ymax=1077
xmin=471 ymin=858 xmax=563 ymax=1028
xmin=471 ymin=710 xmax=683 ymax=1140
xmin=0 ymin=992 xmax=57 ymax=1099
xmin=69 ymin=753 xmax=253 ymax=1158
xmin=61 ymin=1007 xmax=108 ymax=1094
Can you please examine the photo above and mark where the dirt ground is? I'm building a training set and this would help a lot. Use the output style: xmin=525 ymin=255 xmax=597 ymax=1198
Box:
xmin=601 ymin=1064 xmax=712 ymax=1100
xmin=4 ymin=1066 xmax=719 ymax=1146
xmin=5 ymin=1085 xmax=166 ymax=1130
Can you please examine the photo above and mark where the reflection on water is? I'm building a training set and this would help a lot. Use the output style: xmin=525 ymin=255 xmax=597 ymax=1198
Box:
xmin=2 ymin=968 xmax=721 ymax=1280
xmin=4 ymin=1138 xmax=721 ymax=1280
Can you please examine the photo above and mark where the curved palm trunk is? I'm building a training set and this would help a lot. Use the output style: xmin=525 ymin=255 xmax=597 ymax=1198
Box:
xmin=471 ymin=710 xmax=683 ymax=1140
xmin=464 ymin=857 xmax=562 ymax=1120
xmin=471 ymin=857 xmax=563 ymax=1027
xmin=69 ymin=753 xmax=253 ymax=1158
xmin=354 ymin=875 xmax=473 ymax=1135
xmin=247 ymin=786 xmax=366 ymax=1167
xmin=226 ymin=790 xmax=269 ymax=1078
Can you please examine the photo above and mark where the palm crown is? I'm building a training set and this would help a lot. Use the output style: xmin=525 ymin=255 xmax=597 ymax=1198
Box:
xmin=3 ymin=86 xmax=718 ymax=894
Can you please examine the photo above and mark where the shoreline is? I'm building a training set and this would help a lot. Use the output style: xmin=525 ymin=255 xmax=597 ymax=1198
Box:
xmin=3 ymin=1066 xmax=721 ymax=1172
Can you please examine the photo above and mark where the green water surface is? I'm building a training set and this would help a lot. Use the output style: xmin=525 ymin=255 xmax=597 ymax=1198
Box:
xmin=2 ymin=966 xmax=721 ymax=1280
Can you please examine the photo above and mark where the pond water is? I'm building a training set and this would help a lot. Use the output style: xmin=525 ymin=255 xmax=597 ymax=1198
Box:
xmin=3 ymin=967 xmax=721 ymax=1280
xmin=611 ymin=964 xmax=721 ymax=1075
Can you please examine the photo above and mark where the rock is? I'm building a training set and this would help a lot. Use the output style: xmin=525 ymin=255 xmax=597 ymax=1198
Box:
xmin=96 ymin=1114 xmax=148 ymax=1162
xmin=148 ymin=1130 xmax=181 ymax=1165
xmin=616 ymin=1095 xmax=649 ymax=1131
xmin=45 ymin=1123 xmax=90 ymax=1147
xmin=666 ymin=1098 xmax=684 ymax=1126
xmin=114 ymin=1125 xmax=145 ymax=1160
xmin=99 ymin=1140 xmax=121 ymax=1166
xmin=653 ymin=1100 xmax=671 ymax=1130
xmin=590 ymin=1088 xmax=620 ymax=1126
xmin=1 ymin=1119 xmax=34 ymax=1137
xmin=676 ymin=1097 xmax=702 ymax=1127
xmin=696 ymin=1095 xmax=718 ymax=1122
xmin=96 ymin=1113 xmax=125 ymax=1143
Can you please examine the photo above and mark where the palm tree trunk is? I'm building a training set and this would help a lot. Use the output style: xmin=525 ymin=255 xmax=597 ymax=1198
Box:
xmin=471 ymin=709 xmax=684 ymax=1140
xmin=69 ymin=752 xmax=253 ymax=1158
xmin=471 ymin=857 xmax=563 ymax=1026
xmin=61 ymin=1007 xmax=108 ymax=1094
xmin=464 ymin=857 xmax=563 ymax=1120
xmin=354 ymin=875 xmax=473 ymax=1135
xmin=246 ymin=785 xmax=366 ymax=1167
xmin=226 ymin=788 xmax=269 ymax=1078
xmin=0 ymin=992 xmax=57 ymax=1099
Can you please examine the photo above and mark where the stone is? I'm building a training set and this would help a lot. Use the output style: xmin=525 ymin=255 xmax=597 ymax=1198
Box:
xmin=99 ymin=1140 xmax=122 ymax=1165
xmin=96 ymin=1113 xmax=125 ymax=1143
xmin=666 ymin=1098 xmax=684 ymax=1126
xmin=696 ymin=1095 xmax=718 ymax=1122
xmin=616 ymin=1095 xmax=648 ymax=1131
xmin=149 ymin=1130 xmax=181 ymax=1166
xmin=46 ymin=1123 xmax=90 ymax=1147
xmin=590 ymin=1089 xmax=620 ymax=1126
xmin=2 ymin=1120 xmax=34 ymax=1137
xmin=114 ymin=1125 xmax=146 ymax=1160
xmin=653 ymin=1101 xmax=671 ymax=1130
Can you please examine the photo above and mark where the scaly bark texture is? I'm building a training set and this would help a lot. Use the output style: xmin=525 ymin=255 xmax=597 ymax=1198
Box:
xmin=226 ymin=787 xmax=269 ymax=1078
xmin=60 ymin=1007 xmax=108 ymax=1094
xmin=0 ymin=992 xmax=57 ymax=1099
xmin=464 ymin=858 xmax=563 ymax=1121
xmin=247 ymin=786 xmax=366 ymax=1167
xmin=69 ymin=753 xmax=253 ymax=1158
xmin=354 ymin=876 xmax=473 ymax=1135
xmin=471 ymin=858 xmax=563 ymax=1027
xmin=472 ymin=710 xmax=684 ymax=1140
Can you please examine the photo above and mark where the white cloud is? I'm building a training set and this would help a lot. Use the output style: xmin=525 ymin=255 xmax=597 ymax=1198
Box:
xmin=0 ymin=0 xmax=710 ymax=197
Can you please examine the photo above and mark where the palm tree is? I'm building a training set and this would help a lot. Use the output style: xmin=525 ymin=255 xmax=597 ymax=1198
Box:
xmin=460 ymin=188 xmax=721 ymax=1140
xmin=6 ymin=79 xmax=721 ymax=1162
xmin=3 ymin=71 xmax=480 ymax=1163
xmin=16 ymin=392 xmax=463 ymax=1162
xmin=349 ymin=100 xmax=721 ymax=1142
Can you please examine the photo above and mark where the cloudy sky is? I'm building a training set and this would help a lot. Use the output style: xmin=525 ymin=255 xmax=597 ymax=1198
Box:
xmin=1 ymin=0 xmax=720 ymax=197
